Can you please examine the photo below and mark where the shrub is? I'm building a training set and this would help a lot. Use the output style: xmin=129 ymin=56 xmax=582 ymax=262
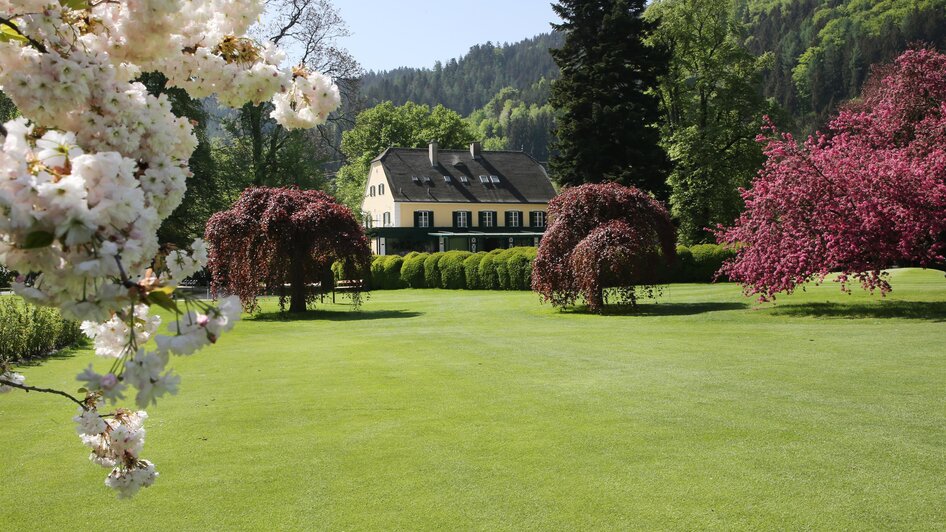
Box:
xmin=505 ymin=248 xmax=535 ymax=290
xmin=0 ymin=266 xmax=11 ymax=288
xmin=369 ymin=255 xmax=387 ymax=289
xmin=494 ymin=249 xmax=517 ymax=290
xmin=382 ymin=255 xmax=405 ymax=289
xmin=439 ymin=251 xmax=472 ymax=289
xmin=690 ymin=244 xmax=736 ymax=282
xmin=0 ymin=297 xmax=83 ymax=362
xmin=400 ymin=252 xmax=428 ymax=288
xmin=423 ymin=252 xmax=445 ymax=288
xmin=463 ymin=253 xmax=486 ymax=289
xmin=478 ymin=251 xmax=502 ymax=290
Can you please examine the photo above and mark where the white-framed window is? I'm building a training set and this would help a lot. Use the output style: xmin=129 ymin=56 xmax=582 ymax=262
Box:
xmin=383 ymin=212 xmax=391 ymax=227
xmin=379 ymin=183 xmax=385 ymax=195
xmin=481 ymin=211 xmax=496 ymax=228
xmin=507 ymin=211 xmax=521 ymax=227
xmin=417 ymin=211 xmax=432 ymax=228
xmin=532 ymin=211 xmax=547 ymax=228
xmin=456 ymin=211 xmax=469 ymax=228
xmin=363 ymin=214 xmax=373 ymax=228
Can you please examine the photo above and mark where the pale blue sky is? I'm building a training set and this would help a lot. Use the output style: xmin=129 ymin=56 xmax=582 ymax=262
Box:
xmin=332 ymin=0 xmax=560 ymax=72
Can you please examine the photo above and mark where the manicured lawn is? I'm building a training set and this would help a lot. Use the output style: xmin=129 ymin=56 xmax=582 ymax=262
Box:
xmin=1 ymin=269 xmax=945 ymax=529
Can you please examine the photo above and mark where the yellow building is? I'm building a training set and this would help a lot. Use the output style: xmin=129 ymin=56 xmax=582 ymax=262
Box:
xmin=361 ymin=142 xmax=556 ymax=255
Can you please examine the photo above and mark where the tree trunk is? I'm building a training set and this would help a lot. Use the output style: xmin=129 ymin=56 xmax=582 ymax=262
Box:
xmin=288 ymin=247 xmax=308 ymax=313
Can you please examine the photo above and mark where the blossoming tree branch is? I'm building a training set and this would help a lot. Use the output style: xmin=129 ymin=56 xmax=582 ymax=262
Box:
xmin=0 ymin=0 xmax=340 ymax=498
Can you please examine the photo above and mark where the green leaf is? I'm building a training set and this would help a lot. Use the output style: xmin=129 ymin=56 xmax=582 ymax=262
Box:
xmin=0 ymin=25 xmax=27 ymax=45
xmin=77 ymin=387 xmax=88 ymax=394
xmin=60 ymin=0 xmax=90 ymax=10
xmin=22 ymin=231 xmax=55 ymax=249
xmin=146 ymin=290 xmax=180 ymax=314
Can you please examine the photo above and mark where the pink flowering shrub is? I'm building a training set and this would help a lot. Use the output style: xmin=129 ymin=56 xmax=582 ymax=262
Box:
xmin=206 ymin=187 xmax=372 ymax=313
xmin=719 ymin=48 xmax=946 ymax=300
xmin=532 ymin=183 xmax=676 ymax=312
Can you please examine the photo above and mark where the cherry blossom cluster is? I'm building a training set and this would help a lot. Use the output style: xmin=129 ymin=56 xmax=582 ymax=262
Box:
xmin=0 ymin=0 xmax=339 ymax=498
xmin=74 ymin=407 xmax=157 ymax=499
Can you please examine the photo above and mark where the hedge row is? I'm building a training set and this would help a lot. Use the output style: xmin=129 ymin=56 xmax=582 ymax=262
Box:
xmin=338 ymin=243 xmax=736 ymax=290
xmin=0 ymin=297 xmax=84 ymax=362
xmin=665 ymin=244 xmax=738 ymax=283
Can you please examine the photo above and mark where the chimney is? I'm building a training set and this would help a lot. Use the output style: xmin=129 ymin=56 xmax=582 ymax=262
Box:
xmin=428 ymin=141 xmax=438 ymax=167
xmin=470 ymin=141 xmax=482 ymax=159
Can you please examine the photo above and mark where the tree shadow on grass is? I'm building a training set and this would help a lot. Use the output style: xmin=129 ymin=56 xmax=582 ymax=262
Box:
xmin=768 ymin=301 xmax=946 ymax=321
xmin=250 ymin=309 xmax=423 ymax=322
xmin=560 ymin=302 xmax=749 ymax=316
xmin=15 ymin=340 xmax=89 ymax=367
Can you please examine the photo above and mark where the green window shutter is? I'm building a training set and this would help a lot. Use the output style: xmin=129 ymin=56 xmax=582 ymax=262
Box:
xmin=453 ymin=211 xmax=459 ymax=227
xmin=478 ymin=211 xmax=487 ymax=227
xmin=414 ymin=211 xmax=421 ymax=227
xmin=429 ymin=212 xmax=435 ymax=228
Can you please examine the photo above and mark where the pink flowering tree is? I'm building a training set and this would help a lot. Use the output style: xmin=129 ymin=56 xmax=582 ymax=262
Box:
xmin=532 ymin=183 xmax=677 ymax=312
xmin=0 ymin=1 xmax=340 ymax=497
xmin=718 ymin=48 xmax=946 ymax=301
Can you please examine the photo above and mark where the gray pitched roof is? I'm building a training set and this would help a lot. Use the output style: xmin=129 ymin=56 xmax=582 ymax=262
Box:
xmin=374 ymin=148 xmax=556 ymax=204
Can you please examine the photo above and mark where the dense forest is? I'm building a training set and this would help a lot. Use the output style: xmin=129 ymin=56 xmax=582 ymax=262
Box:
xmin=360 ymin=32 xmax=564 ymax=116
xmin=745 ymin=0 xmax=946 ymax=130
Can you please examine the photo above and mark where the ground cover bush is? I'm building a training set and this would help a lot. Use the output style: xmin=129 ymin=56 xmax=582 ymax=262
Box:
xmin=0 ymin=297 xmax=83 ymax=362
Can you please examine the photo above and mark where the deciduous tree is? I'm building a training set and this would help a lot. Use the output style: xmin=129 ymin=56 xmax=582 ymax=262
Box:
xmin=647 ymin=0 xmax=777 ymax=245
xmin=334 ymin=101 xmax=476 ymax=212
xmin=718 ymin=48 xmax=946 ymax=301
xmin=532 ymin=183 xmax=677 ymax=312
xmin=206 ymin=187 xmax=372 ymax=313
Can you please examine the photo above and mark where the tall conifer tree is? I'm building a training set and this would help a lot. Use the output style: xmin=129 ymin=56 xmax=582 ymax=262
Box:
xmin=549 ymin=0 xmax=670 ymax=197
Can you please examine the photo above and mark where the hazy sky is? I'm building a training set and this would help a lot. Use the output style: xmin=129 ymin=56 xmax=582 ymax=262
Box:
xmin=332 ymin=0 xmax=561 ymax=73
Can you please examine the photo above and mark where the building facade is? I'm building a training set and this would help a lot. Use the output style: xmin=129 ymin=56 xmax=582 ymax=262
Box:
xmin=361 ymin=142 xmax=557 ymax=255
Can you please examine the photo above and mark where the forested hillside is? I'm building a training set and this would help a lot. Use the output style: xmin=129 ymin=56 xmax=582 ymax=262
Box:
xmin=362 ymin=1 xmax=946 ymax=141
xmin=360 ymin=32 xmax=563 ymax=116
xmin=745 ymin=0 xmax=946 ymax=130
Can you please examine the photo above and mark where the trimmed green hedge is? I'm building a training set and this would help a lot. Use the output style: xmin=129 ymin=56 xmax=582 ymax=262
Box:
xmin=400 ymin=252 xmax=428 ymax=288
xmin=340 ymin=244 xmax=735 ymax=291
xmin=439 ymin=251 xmax=472 ymax=289
xmin=0 ymin=297 xmax=83 ymax=362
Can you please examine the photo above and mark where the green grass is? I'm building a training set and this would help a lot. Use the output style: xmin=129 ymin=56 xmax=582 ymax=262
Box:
xmin=1 ymin=268 xmax=945 ymax=530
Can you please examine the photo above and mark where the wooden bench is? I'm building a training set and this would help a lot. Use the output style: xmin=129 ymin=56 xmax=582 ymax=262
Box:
xmin=333 ymin=279 xmax=367 ymax=303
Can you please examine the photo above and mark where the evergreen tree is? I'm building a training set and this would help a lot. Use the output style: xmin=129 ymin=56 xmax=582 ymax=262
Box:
xmin=549 ymin=0 xmax=670 ymax=196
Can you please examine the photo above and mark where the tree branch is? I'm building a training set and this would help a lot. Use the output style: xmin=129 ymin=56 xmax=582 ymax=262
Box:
xmin=0 ymin=17 xmax=48 ymax=54
xmin=0 ymin=378 xmax=87 ymax=409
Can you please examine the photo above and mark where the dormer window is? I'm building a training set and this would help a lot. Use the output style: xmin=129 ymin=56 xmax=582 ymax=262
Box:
xmin=479 ymin=175 xmax=490 ymax=184
xmin=411 ymin=176 xmax=420 ymax=184
xmin=489 ymin=175 xmax=501 ymax=184
xmin=459 ymin=175 xmax=469 ymax=184
xmin=443 ymin=175 xmax=452 ymax=183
